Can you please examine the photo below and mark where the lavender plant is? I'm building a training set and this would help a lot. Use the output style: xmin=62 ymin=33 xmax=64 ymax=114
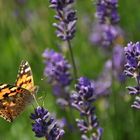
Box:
xmin=96 ymin=0 xmax=120 ymax=24
xmin=30 ymin=106 xmax=64 ymax=140
xmin=49 ymin=0 xmax=77 ymax=80
xmin=124 ymin=42 xmax=140 ymax=109
xmin=49 ymin=0 xmax=77 ymax=41
xmin=90 ymin=0 xmax=123 ymax=48
xmin=90 ymin=0 xmax=125 ymax=85
xmin=42 ymin=49 xmax=72 ymax=107
xmin=42 ymin=1 xmax=108 ymax=139
xmin=2 ymin=0 xmax=140 ymax=140
xmin=71 ymin=77 xmax=103 ymax=140
xmin=113 ymin=45 xmax=126 ymax=82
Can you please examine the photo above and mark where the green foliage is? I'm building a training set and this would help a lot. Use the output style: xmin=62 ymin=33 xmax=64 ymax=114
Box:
xmin=0 ymin=0 xmax=140 ymax=140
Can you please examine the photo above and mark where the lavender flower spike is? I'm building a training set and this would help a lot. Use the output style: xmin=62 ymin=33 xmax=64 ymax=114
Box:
xmin=124 ymin=42 xmax=140 ymax=79
xmin=42 ymin=49 xmax=72 ymax=87
xmin=42 ymin=49 xmax=72 ymax=107
xmin=96 ymin=0 xmax=120 ymax=24
xmin=113 ymin=45 xmax=126 ymax=82
xmin=124 ymin=42 xmax=140 ymax=109
xmin=49 ymin=0 xmax=77 ymax=41
xmin=90 ymin=23 xmax=119 ymax=48
xmin=131 ymin=96 xmax=140 ymax=109
xmin=71 ymin=77 xmax=103 ymax=140
xmin=90 ymin=0 xmax=123 ymax=48
xmin=30 ymin=106 xmax=64 ymax=139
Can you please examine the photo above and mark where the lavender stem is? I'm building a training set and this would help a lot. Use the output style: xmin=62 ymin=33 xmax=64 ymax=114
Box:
xmin=67 ymin=39 xmax=78 ymax=81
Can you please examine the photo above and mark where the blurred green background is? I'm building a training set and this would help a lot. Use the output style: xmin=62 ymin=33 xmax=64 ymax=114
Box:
xmin=0 ymin=0 xmax=140 ymax=140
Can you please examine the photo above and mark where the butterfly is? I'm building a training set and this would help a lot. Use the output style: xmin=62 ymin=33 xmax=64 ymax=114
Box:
xmin=0 ymin=60 xmax=38 ymax=122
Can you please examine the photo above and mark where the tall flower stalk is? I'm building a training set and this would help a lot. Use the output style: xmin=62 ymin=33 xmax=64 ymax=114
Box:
xmin=49 ymin=0 xmax=78 ymax=80
xmin=71 ymin=77 xmax=103 ymax=140
xmin=124 ymin=42 xmax=140 ymax=109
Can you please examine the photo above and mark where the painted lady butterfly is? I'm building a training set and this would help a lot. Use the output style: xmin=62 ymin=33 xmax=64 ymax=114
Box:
xmin=0 ymin=60 xmax=38 ymax=122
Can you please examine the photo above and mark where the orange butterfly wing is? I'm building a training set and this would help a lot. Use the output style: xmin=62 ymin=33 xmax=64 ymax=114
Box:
xmin=0 ymin=60 xmax=37 ymax=122
xmin=0 ymin=84 xmax=33 ymax=122
xmin=15 ymin=60 xmax=37 ymax=93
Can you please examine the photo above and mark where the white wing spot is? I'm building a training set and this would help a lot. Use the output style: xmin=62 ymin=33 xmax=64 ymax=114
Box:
xmin=25 ymin=67 xmax=30 ymax=73
xmin=0 ymin=84 xmax=7 ymax=88
xmin=20 ymin=70 xmax=24 ymax=74
xmin=25 ymin=62 xmax=28 ymax=66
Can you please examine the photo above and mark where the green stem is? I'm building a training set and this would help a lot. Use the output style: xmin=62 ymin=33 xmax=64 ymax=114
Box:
xmin=67 ymin=40 xmax=78 ymax=81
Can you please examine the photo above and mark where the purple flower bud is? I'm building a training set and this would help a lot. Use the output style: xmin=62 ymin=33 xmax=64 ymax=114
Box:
xmin=30 ymin=106 xmax=64 ymax=139
xmin=43 ymin=49 xmax=72 ymax=108
xmin=49 ymin=0 xmax=77 ymax=40
xmin=90 ymin=23 xmax=122 ymax=48
xmin=127 ymin=86 xmax=140 ymax=95
xmin=92 ymin=127 xmax=103 ymax=140
xmin=76 ymin=119 xmax=88 ymax=133
xmin=71 ymin=77 xmax=103 ymax=140
xmin=113 ymin=45 xmax=126 ymax=82
xmin=124 ymin=42 xmax=140 ymax=79
xmin=124 ymin=42 xmax=140 ymax=109
xmin=96 ymin=0 xmax=120 ymax=24
xmin=75 ymin=77 xmax=95 ymax=101
xmin=131 ymin=96 xmax=140 ymax=109
xmin=43 ymin=49 xmax=72 ymax=87
xmin=49 ymin=0 xmax=74 ymax=9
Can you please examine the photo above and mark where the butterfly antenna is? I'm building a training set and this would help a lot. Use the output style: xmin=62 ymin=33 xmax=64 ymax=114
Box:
xmin=32 ymin=94 xmax=40 ymax=106
xmin=31 ymin=86 xmax=40 ymax=106
xmin=41 ymin=91 xmax=47 ymax=107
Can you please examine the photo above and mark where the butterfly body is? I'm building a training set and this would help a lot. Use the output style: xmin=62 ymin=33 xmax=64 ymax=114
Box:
xmin=0 ymin=60 xmax=37 ymax=122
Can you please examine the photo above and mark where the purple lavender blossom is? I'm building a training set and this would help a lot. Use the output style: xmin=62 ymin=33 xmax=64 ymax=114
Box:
xmin=49 ymin=0 xmax=77 ymax=41
xmin=81 ymin=127 xmax=103 ymax=140
xmin=71 ymin=77 xmax=95 ymax=115
xmin=49 ymin=0 xmax=74 ymax=10
xmin=30 ymin=106 xmax=64 ymax=139
xmin=124 ymin=42 xmax=140 ymax=79
xmin=90 ymin=23 xmax=123 ymax=48
xmin=127 ymin=86 xmax=140 ymax=95
xmin=131 ymin=96 xmax=140 ymax=109
xmin=90 ymin=0 xmax=122 ymax=48
xmin=124 ymin=42 xmax=140 ymax=109
xmin=42 ymin=49 xmax=72 ymax=107
xmin=94 ymin=60 xmax=112 ymax=96
xmin=71 ymin=77 xmax=103 ymax=140
xmin=96 ymin=0 xmax=120 ymax=24
xmin=43 ymin=49 xmax=72 ymax=86
xmin=113 ymin=45 xmax=126 ymax=82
